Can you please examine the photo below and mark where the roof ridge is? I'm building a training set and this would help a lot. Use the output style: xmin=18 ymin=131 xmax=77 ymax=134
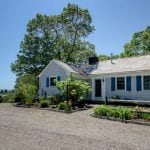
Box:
xmin=99 ymin=54 xmax=150 ymax=63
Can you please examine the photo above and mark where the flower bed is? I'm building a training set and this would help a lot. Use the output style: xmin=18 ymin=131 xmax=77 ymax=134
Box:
xmin=92 ymin=105 xmax=150 ymax=125
xmin=13 ymin=101 xmax=89 ymax=113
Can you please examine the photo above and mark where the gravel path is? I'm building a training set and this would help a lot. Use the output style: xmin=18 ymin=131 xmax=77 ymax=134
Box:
xmin=0 ymin=103 xmax=150 ymax=150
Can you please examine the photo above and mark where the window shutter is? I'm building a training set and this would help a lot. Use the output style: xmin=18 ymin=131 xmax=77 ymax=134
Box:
xmin=126 ymin=76 xmax=131 ymax=91
xmin=46 ymin=77 xmax=49 ymax=87
xmin=136 ymin=76 xmax=142 ymax=91
xmin=57 ymin=76 xmax=61 ymax=81
xmin=111 ymin=77 xmax=115 ymax=91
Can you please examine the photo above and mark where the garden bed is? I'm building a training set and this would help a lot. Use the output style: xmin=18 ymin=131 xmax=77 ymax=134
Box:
xmin=40 ymin=107 xmax=88 ymax=113
xmin=13 ymin=102 xmax=89 ymax=113
xmin=91 ymin=105 xmax=150 ymax=126
xmin=90 ymin=112 xmax=150 ymax=126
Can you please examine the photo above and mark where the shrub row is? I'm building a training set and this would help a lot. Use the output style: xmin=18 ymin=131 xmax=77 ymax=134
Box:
xmin=93 ymin=105 xmax=135 ymax=120
xmin=40 ymin=99 xmax=72 ymax=112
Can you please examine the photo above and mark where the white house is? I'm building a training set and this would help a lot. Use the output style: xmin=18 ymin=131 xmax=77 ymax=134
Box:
xmin=38 ymin=55 xmax=150 ymax=101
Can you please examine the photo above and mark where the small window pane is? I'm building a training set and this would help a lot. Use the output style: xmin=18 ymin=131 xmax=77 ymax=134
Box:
xmin=50 ymin=77 xmax=56 ymax=86
xmin=144 ymin=76 xmax=150 ymax=90
xmin=117 ymin=77 xmax=125 ymax=90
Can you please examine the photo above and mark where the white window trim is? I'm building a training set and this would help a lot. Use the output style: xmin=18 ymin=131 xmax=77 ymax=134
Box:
xmin=116 ymin=76 xmax=126 ymax=91
xmin=142 ymin=75 xmax=150 ymax=91
xmin=49 ymin=76 xmax=57 ymax=87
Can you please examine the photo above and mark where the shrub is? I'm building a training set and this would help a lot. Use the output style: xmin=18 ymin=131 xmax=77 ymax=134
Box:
xmin=66 ymin=101 xmax=72 ymax=112
xmin=47 ymin=95 xmax=58 ymax=105
xmin=142 ymin=113 xmax=150 ymax=120
xmin=118 ymin=107 xmax=133 ymax=120
xmin=93 ymin=105 xmax=108 ymax=117
xmin=39 ymin=96 xmax=46 ymax=102
xmin=2 ymin=93 xmax=16 ymax=103
xmin=107 ymin=107 xmax=119 ymax=118
xmin=56 ymin=76 xmax=91 ymax=105
xmin=15 ymin=74 xmax=37 ymax=105
xmin=111 ymin=108 xmax=120 ymax=118
xmin=133 ymin=106 xmax=143 ymax=119
xmin=93 ymin=105 xmax=133 ymax=120
xmin=40 ymin=100 xmax=49 ymax=108
xmin=58 ymin=102 xmax=67 ymax=110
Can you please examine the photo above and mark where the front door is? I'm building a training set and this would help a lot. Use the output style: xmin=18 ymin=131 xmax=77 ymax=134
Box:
xmin=95 ymin=79 xmax=102 ymax=97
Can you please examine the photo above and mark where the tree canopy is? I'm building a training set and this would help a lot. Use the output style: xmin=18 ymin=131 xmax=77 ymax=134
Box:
xmin=98 ymin=26 xmax=150 ymax=61
xmin=11 ymin=3 xmax=96 ymax=77
xmin=121 ymin=26 xmax=150 ymax=57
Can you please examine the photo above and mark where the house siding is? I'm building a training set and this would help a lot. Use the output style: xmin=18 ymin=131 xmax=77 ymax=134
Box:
xmin=39 ymin=61 xmax=69 ymax=96
xmin=39 ymin=58 xmax=150 ymax=101
xmin=105 ymin=72 xmax=150 ymax=101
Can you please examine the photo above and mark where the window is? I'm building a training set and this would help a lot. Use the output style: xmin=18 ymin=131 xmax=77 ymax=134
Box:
xmin=143 ymin=76 xmax=150 ymax=90
xmin=117 ymin=77 xmax=125 ymax=90
xmin=50 ymin=77 xmax=57 ymax=86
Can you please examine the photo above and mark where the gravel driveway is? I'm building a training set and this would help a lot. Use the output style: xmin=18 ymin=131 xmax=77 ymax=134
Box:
xmin=0 ymin=103 xmax=150 ymax=150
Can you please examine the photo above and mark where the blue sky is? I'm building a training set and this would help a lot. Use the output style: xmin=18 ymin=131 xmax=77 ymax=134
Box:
xmin=0 ymin=0 xmax=150 ymax=89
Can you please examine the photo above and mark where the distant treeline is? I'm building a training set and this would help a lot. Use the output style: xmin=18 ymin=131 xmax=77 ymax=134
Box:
xmin=0 ymin=89 xmax=14 ymax=93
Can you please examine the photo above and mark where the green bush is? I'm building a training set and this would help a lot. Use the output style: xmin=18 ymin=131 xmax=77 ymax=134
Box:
xmin=66 ymin=101 xmax=72 ymax=112
xmin=57 ymin=101 xmax=72 ymax=111
xmin=39 ymin=96 xmax=46 ymax=102
xmin=142 ymin=113 xmax=150 ymax=120
xmin=93 ymin=105 xmax=108 ymax=117
xmin=118 ymin=107 xmax=133 ymax=120
xmin=40 ymin=100 xmax=49 ymax=108
xmin=106 ymin=107 xmax=118 ymax=118
xmin=15 ymin=75 xmax=37 ymax=105
xmin=2 ymin=93 xmax=16 ymax=103
xmin=134 ymin=106 xmax=143 ymax=119
xmin=56 ymin=76 xmax=91 ymax=105
xmin=58 ymin=102 xmax=67 ymax=110
xmin=47 ymin=95 xmax=58 ymax=105
xmin=93 ymin=105 xmax=133 ymax=120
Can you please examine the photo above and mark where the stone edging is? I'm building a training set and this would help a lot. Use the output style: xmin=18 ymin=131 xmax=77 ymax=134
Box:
xmin=90 ymin=112 xmax=150 ymax=126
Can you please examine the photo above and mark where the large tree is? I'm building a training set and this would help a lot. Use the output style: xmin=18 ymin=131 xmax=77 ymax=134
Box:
xmin=121 ymin=26 xmax=150 ymax=57
xmin=11 ymin=3 xmax=96 ymax=77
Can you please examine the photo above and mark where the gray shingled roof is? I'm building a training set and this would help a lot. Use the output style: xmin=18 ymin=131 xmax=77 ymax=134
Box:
xmin=91 ymin=55 xmax=150 ymax=75
xmin=55 ymin=60 xmax=98 ymax=75
xmin=39 ymin=55 xmax=150 ymax=77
